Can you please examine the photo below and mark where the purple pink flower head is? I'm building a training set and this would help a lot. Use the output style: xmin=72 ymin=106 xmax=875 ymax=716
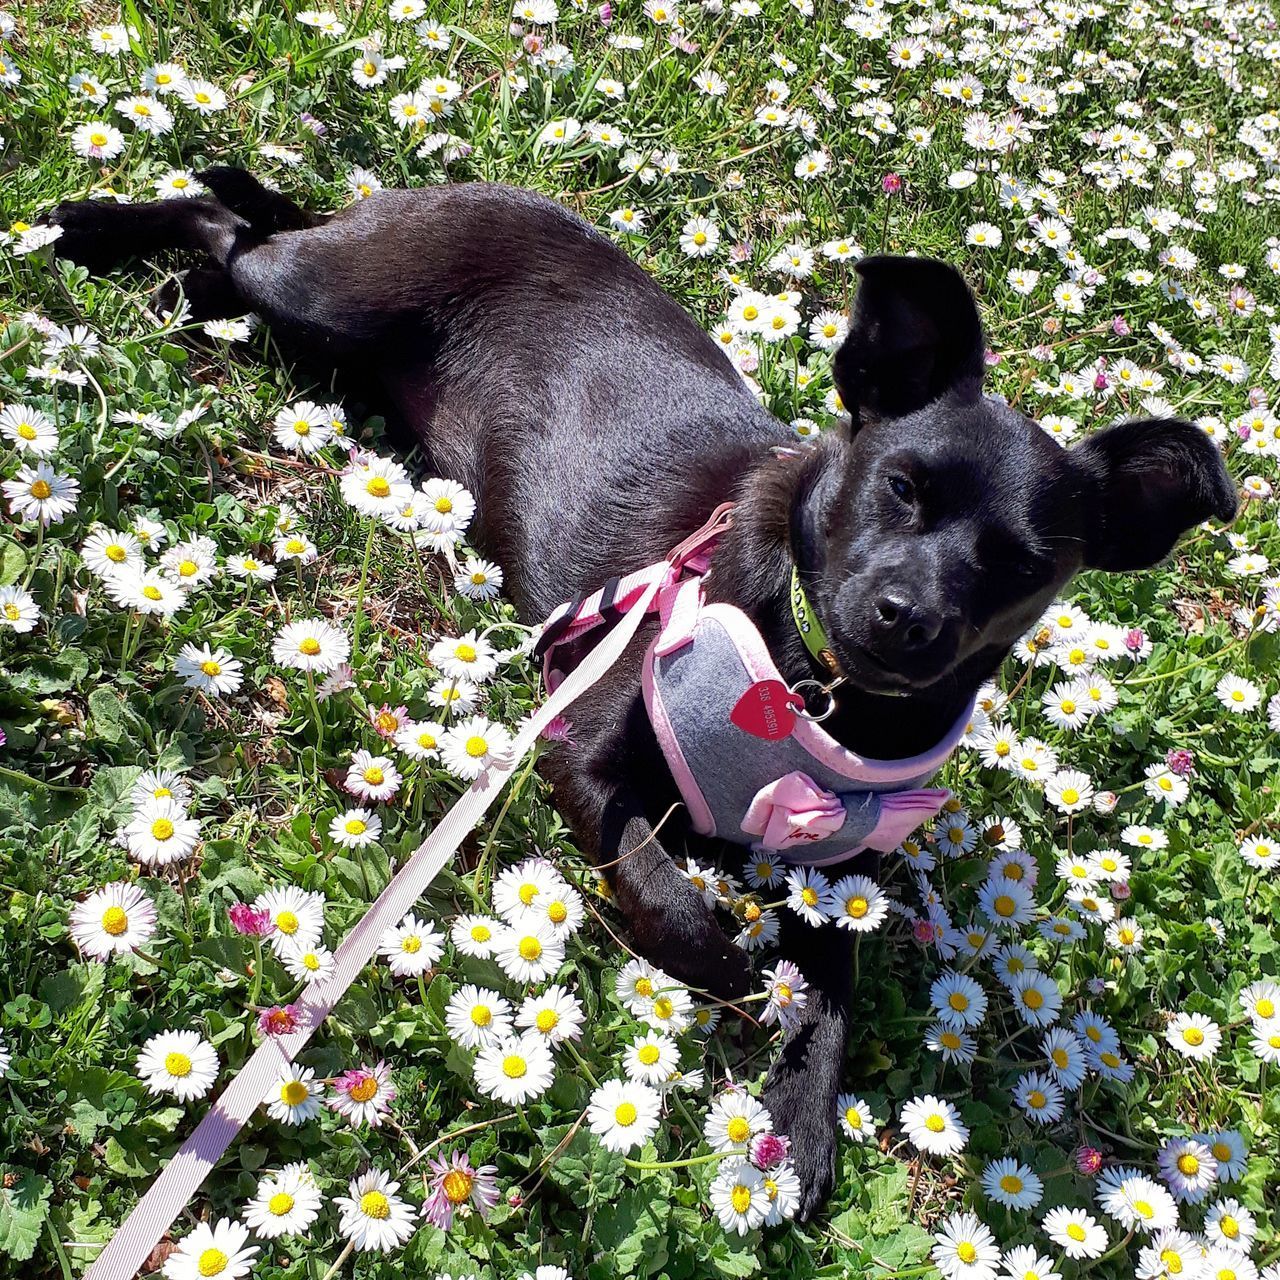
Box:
xmin=1124 ymin=627 xmax=1147 ymax=654
xmin=881 ymin=172 xmax=903 ymax=194
xmin=421 ymin=1150 xmax=500 ymax=1230
xmin=228 ymin=903 xmax=274 ymax=936
xmin=597 ymin=1 xmax=612 ymax=20
xmin=749 ymin=1132 xmax=791 ymax=1170
xmin=369 ymin=703 xmax=409 ymax=740
xmin=1166 ymin=747 xmax=1195 ymax=777
xmin=1075 ymin=1146 xmax=1105 ymax=1175
xmin=258 ymin=1004 xmax=300 ymax=1037
xmin=329 ymin=1060 xmax=396 ymax=1126
xmin=541 ymin=714 xmax=576 ymax=745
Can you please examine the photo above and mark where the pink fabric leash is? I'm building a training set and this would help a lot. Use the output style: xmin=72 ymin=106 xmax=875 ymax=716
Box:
xmin=83 ymin=510 xmax=727 ymax=1280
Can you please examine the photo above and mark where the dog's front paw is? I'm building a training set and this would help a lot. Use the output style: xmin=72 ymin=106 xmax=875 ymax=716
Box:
xmin=629 ymin=891 xmax=752 ymax=1003
xmin=764 ymin=1061 xmax=838 ymax=1220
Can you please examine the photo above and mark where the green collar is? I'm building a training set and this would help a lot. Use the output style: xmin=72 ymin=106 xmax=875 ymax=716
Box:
xmin=790 ymin=567 xmax=843 ymax=678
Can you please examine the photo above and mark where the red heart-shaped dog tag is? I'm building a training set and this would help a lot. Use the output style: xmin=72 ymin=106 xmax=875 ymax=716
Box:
xmin=730 ymin=680 xmax=802 ymax=741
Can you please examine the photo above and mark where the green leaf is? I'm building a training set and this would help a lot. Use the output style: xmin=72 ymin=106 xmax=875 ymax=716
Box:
xmin=0 ymin=1169 xmax=53 ymax=1262
xmin=0 ymin=539 xmax=25 ymax=587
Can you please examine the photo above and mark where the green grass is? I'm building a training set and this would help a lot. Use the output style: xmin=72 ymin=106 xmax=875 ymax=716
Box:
xmin=1 ymin=0 xmax=1279 ymax=1278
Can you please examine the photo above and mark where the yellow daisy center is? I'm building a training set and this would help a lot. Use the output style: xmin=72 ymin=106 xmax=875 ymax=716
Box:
xmin=151 ymin=817 xmax=175 ymax=841
xmin=267 ymin=1191 xmax=294 ymax=1215
xmin=197 ymin=1248 xmax=228 ymax=1276
xmin=281 ymin=1080 xmax=309 ymax=1106
xmin=164 ymin=1051 xmax=192 ymax=1077
xmin=101 ymin=905 xmax=129 ymax=935
xmin=502 ymin=1055 xmax=528 ymax=1079
xmin=348 ymin=1076 xmax=379 ymax=1103
xmin=442 ymin=1169 xmax=473 ymax=1204
xmin=359 ymin=1190 xmax=390 ymax=1219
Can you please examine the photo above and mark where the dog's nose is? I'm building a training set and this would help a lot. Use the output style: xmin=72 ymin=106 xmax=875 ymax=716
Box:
xmin=873 ymin=593 xmax=943 ymax=652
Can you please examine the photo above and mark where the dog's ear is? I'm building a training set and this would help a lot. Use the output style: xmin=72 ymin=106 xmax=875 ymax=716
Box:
xmin=833 ymin=256 xmax=986 ymax=431
xmin=1071 ymin=418 xmax=1237 ymax=571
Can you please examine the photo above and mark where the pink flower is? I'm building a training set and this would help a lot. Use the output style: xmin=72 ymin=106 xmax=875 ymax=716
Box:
xmin=1110 ymin=881 xmax=1132 ymax=901
xmin=1111 ymin=314 xmax=1131 ymax=336
xmin=1124 ymin=627 xmax=1147 ymax=654
xmin=749 ymin=1132 xmax=791 ymax=1170
xmin=421 ymin=1150 xmax=500 ymax=1229
xmin=759 ymin=961 xmax=808 ymax=1033
xmin=881 ymin=172 xmax=903 ymax=194
xmin=1165 ymin=747 xmax=1195 ymax=777
xmin=523 ymin=33 xmax=543 ymax=54
xmin=258 ymin=1004 xmax=300 ymax=1036
xmin=1075 ymin=1146 xmax=1104 ymax=1175
xmin=912 ymin=917 xmax=936 ymax=945
xmin=228 ymin=903 xmax=274 ymax=936
xmin=329 ymin=1061 xmax=396 ymax=1127
xmin=541 ymin=714 xmax=576 ymax=746
xmin=368 ymin=703 xmax=409 ymax=740
xmin=598 ymin=1 xmax=612 ymax=20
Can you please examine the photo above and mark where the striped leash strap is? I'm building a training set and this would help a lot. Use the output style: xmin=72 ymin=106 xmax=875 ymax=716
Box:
xmin=85 ymin=556 xmax=676 ymax=1280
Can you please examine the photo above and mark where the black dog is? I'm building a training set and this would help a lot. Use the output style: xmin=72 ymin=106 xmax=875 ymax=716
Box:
xmin=47 ymin=171 xmax=1236 ymax=1217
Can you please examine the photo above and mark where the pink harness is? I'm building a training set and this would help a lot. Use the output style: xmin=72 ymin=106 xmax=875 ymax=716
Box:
xmin=538 ymin=504 xmax=968 ymax=868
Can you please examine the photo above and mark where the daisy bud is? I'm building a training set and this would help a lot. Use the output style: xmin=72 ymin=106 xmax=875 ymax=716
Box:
xmin=1093 ymin=791 xmax=1119 ymax=815
xmin=228 ymin=903 xmax=274 ymax=936
xmin=912 ymin=917 xmax=935 ymax=944
xmin=1165 ymin=748 xmax=1195 ymax=777
xmin=1124 ymin=627 xmax=1147 ymax=653
xmin=749 ymin=1132 xmax=790 ymax=1170
xmin=881 ymin=172 xmax=902 ymax=194
xmin=1110 ymin=881 xmax=1132 ymax=901
xmin=1111 ymin=314 xmax=1131 ymax=336
xmin=523 ymin=33 xmax=542 ymax=53
xmin=598 ymin=2 xmax=612 ymax=19
xmin=1075 ymin=1146 xmax=1104 ymax=1176
xmin=507 ymin=1188 xmax=524 ymax=1209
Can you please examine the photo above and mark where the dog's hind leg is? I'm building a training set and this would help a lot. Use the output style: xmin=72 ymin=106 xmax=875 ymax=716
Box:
xmin=48 ymin=195 xmax=252 ymax=276
xmin=195 ymin=167 xmax=319 ymax=234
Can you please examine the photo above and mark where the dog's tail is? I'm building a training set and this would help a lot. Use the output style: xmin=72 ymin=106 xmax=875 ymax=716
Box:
xmin=197 ymin=166 xmax=321 ymax=236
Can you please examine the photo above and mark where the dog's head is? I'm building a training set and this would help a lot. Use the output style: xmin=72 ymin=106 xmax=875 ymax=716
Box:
xmin=793 ymin=256 xmax=1237 ymax=697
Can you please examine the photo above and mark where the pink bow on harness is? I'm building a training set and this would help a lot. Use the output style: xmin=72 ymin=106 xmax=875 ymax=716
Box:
xmin=741 ymin=771 xmax=846 ymax=850
xmin=741 ymin=772 xmax=952 ymax=856
xmin=862 ymin=787 xmax=952 ymax=851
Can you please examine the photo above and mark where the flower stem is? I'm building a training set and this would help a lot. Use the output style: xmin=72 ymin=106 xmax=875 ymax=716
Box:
xmin=352 ymin=518 xmax=377 ymax=664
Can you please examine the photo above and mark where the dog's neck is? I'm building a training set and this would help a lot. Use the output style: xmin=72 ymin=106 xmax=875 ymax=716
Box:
xmin=703 ymin=446 xmax=979 ymax=761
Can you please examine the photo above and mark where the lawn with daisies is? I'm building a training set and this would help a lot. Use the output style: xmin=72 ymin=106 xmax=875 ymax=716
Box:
xmin=1 ymin=0 xmax=1279 ymax=1278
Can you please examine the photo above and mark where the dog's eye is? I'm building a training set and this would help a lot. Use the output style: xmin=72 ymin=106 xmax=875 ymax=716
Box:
xmin=888 ymin=475 xmax=915 ymax=504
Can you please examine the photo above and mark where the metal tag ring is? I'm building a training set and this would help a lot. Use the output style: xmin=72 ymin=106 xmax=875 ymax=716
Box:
xmin=791 ymin=678 xmax=838 ymax=723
